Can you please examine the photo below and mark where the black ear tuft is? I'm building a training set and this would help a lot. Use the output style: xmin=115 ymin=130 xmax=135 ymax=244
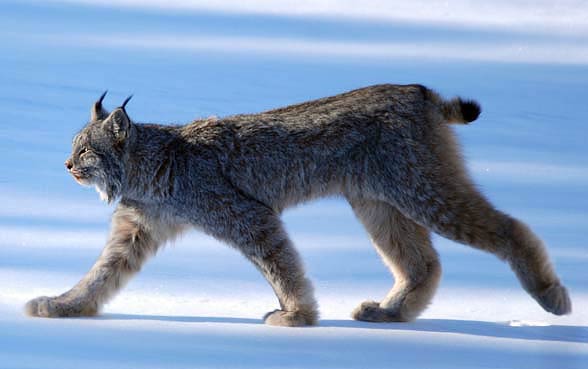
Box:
xmin=97 ymin=90 xmax=108 ymax=105
xmin=91 ymin=90 xmax=110 ymax=121
xmin=121 ymin=95 xmax=133 ymax=111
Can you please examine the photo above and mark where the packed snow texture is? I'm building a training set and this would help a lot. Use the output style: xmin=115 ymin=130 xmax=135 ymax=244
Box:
xmin=0 ymin=1 xmax=586 ymax=368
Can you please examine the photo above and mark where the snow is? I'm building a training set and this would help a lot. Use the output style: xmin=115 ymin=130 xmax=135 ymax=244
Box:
xmin=41 ymin=0 xmax=588 ymax=35
xmin=0 ymin=1 xmax=587 ymax=368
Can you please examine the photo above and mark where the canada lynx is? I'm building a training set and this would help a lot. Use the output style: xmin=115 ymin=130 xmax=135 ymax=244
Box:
xmin=26 ymin=84 xmax=571 ymax=326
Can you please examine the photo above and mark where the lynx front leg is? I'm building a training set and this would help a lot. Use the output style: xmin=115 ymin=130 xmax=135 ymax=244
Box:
xmin=25 ymin=203 xmax=178 ymax=318
xmin=253 ymin=241 xmax=318 ymax=327
xmin=202 ymin=198 xmax=318 ymax=327
xmin=347 ymin=197 xmax=441 ymax=322
xmin=244 ymin=228 xmax=318 ymax=326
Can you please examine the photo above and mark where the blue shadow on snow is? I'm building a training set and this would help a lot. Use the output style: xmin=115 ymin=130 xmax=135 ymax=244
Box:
xmin=99 ymin=313 xmax=587 ymax=344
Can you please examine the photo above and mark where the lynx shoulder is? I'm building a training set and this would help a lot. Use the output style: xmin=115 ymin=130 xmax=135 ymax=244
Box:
xmin=25 ymin=84 xmax=570 ymax=326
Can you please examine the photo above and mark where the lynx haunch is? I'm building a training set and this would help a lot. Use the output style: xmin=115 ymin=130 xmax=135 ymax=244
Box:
xmin=26 ymin=84 xmax=571 ymax=326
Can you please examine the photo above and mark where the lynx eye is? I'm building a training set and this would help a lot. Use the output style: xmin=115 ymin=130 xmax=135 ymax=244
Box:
xmin=79 ymin=147 xmax=89 ymax=156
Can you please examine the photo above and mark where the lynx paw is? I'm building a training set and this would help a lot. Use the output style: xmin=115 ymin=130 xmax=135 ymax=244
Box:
xmin=25 ymin=296 xmax=57 ymax=317
xmin=351 ymin=300 xmax=408 ymax=322
xmin=263 ymin=309 xmax=318 ymax=327
xmin=535 ymin=283 xmax=572 ymax=316
xmin=25 ymin=296 xmax=97 ymax=318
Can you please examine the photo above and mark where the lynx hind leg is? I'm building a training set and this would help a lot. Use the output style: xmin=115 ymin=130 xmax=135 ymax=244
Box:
xmin=442 ymin=207 xmax=570 ymax=315
xmin=500 ymin=216 xmax=571 ymax=315
xmin=387 ymin=166 xmax=571 ymax=315
xmin=347 ymin=197 xmax=441 ymax=322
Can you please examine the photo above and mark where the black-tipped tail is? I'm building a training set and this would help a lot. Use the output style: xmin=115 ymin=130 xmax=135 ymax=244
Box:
xmin=441 ymin=97 xmax=482 ymax=124
xmin=459 ymin=99 xmax=481 ymax=123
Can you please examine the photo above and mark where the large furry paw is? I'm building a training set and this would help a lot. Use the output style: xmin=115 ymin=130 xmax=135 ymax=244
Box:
xmin=25 ymin=296 xmax=97 ymax=318
xmin=263 ymin=309 xmax=318 ymax=327
xmin=351 ymin=300 xmax=409 ymax=322
xmin=535 ymin=283 xmax=572 ymax=316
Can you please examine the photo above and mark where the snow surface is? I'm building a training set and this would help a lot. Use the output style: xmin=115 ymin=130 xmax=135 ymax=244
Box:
xmin=0 ymin=1 xmax=587 ymax=368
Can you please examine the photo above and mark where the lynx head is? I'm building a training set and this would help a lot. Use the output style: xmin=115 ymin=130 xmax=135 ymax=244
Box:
xmin=65 ymin=91 xmax=134 ymax=203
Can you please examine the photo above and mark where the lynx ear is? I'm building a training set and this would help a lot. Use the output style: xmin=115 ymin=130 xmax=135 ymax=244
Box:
xmin=91 ymin=90 xmax=109 ymax=121
xmin=104 ymin=105 xmax=132 ymax=142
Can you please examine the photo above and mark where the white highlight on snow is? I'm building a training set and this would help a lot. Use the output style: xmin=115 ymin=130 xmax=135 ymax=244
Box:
xmin=0 ymin=223 xmax=365 ymax=251
xmin=37 ymin=33 xmax=588 ymax=65
xmin=48 ymin=0 xmax=588 ymax=35
xmin=470 ymin=161 xmax=588 ymax=184
xmin=0 ymin=186 xmax=110 ymax=222
xmin=509 ymin=320 xmax=551 ymax=327
xmin=0 ymin=225 xmax=228 ymax=251
xmin=0 ymin=226 xmax=107 ymax=249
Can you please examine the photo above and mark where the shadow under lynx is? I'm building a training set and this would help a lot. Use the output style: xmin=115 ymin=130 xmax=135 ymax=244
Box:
xmin=26 ymin=84 xmax=571 ymax=326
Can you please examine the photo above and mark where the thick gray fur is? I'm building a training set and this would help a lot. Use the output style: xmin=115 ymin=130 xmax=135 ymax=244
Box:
xmin=25 ymin=84 xmax=571 ymax=326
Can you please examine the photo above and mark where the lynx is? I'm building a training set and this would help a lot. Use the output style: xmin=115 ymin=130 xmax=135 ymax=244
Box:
xmin=25 ymin=84 xmax=571 ymax=326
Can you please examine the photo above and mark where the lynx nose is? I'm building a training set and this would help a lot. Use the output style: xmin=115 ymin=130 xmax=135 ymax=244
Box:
xmin=65 ymin=159 xmax=73 ymax=171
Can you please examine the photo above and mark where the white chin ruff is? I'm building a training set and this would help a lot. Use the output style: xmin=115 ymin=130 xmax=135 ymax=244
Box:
xmin=95 ymin=185 xmax=109 ymax=202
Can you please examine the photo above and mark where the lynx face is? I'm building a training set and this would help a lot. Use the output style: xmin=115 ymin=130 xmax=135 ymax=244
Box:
xmin=65 ymin=92 xmax=133 ymax=203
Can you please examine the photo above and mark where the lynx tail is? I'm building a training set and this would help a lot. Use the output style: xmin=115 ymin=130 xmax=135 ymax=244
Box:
xmin=441 ymin=98 xmax=481 ymax=124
